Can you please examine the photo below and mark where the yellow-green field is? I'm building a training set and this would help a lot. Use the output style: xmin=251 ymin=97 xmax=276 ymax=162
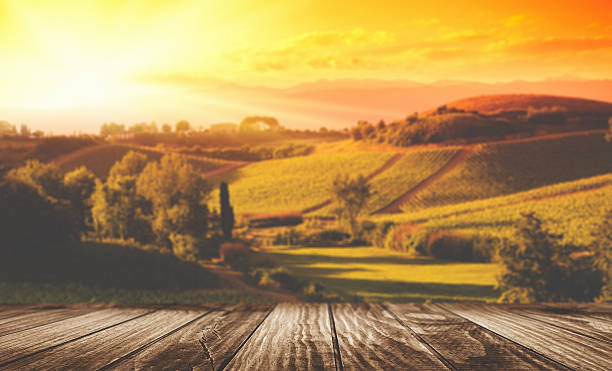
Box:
xmin=267 ymin=246 xmax=500 ymax=302
xmin=376 ymin=180 xmax=612 ymax=247
xmin=314 ymin=147 xmax=459 ymax=216
xmin=402 ymin=133 xmax=612 ymax=211
xmin=210 ymin=152 xmax=394 ymax=214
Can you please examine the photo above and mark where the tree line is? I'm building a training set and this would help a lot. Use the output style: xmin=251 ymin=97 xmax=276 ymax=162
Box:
xmin=0 ymin=151 xmax=235 ymax=263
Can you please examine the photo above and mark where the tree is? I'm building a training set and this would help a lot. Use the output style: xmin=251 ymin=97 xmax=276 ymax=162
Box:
xmin=161 ymin=123 xmax=172 ymax=133
xmin=330 ymin=174 xmax=373 ymax=237
xmin=20 ymin=124 xmax=31 ymax=138
xmin=7 ymin=160 xmax=65 ymax=201
xmin=0 ymin=178 xmax=76 ymax=258
xmin=32 ymin=130 xmax=45 ymax=138
xmin=64 ymin=167 xmax=97 ymax=232
xmin=100 ymin=122 xmax=125 ymax=136
xmin=175 ymin=120 xmax=191 ymax=133
xmin=0 ymin=121 xmax=16 ymax=136
xmin=606 ymin=117 xmax=611 ymax=142
xmin=91 ymin=152 xmax=150 ymax=241
xmin=592 ymin=209 xmax=612 ymax=300
xmin=219 ymin=182 xmax=234 ymax=240
xmin=240 ymin=116 xmax=280 ymax=131
xmin=497 ymin=212 xmax=604 ymax=303
xmin=108 ymin=151 xmax=148 ymax=180
xmin=137 ymin=153 xmax=210 ymax=248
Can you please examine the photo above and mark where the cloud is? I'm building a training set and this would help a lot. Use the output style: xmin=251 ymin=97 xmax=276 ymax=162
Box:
xmin=226 ymin=28 xmax=396 ymax=72
xmin=509 ymin=38 xmax=612 ymax=53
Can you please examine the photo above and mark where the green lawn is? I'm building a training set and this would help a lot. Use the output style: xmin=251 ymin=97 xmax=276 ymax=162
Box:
xmin=267 ymin=245 xmax=500 ymax=302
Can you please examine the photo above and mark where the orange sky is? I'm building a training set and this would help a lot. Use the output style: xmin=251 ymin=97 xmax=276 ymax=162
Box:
xmin=1 ymin=0 xmax=611 ymax=132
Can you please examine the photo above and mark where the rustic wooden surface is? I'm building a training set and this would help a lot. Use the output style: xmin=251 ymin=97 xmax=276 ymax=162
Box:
xmin=0 ymin=303 xmax=610 ymax=370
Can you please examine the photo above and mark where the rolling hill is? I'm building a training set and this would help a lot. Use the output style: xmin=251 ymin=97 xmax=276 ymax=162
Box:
xmin=445 ymin=94 xmax=612 ymax=114
xmin=54 ymin=144 xmax=224 ymax=179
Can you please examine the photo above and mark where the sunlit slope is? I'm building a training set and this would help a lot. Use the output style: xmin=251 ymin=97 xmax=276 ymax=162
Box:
xmin=57 ymin=144 xmax=222 ymax=179
xmin=313 ymin=147 xmax=460 ymax=215
xmin=402 ymin=132 xmax=612 ymax=211
xmin=210 ymin=152 xmax=394 ymax=214
xmin=376 ymin=175 xmax=612 ymax=247
xmin=445 ymin=94 xmax=612 ymax=114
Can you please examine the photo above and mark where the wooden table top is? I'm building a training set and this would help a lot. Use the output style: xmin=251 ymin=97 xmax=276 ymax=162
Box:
xmin=0 ymin=302 xmax=610 ymax=370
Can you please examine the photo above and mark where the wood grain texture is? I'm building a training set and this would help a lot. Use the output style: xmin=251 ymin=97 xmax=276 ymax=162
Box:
xmin=113 ymin=304 xmax=273 ymax=371
xmin=0 ymin=308 xmax=150 ymax=366
xmin=225 ymin=303 xmax=336 ymax=370
xmin=0 ymin=308 xmax=94 ymax=337
xmin=387 ymin=303 xmax=564 ymax=370
xmin=7 ymin=309 xmax=205 ymax=370
xmin=332 ymin=303 xmax=448 ymax=370
xmin=510 ymin=308 xmax=612 ymax=344
xmin=440 ymin=303 xmax=612 ymax=371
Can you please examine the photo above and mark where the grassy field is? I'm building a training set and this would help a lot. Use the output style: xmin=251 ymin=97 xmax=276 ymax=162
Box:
xmin=402 ymin=133 xmax=612 ymax=211
xmin=57 ymin=144 xmax=223 ymax=179
xmin=267 ymin=246 xmax=500 ymax=302
xmin=209 ymin=151 xmax=394 ymax=214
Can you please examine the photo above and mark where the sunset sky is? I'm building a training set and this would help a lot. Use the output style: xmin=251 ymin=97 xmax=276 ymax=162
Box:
xmin=1 ymin=0 xmax=611 ymax=132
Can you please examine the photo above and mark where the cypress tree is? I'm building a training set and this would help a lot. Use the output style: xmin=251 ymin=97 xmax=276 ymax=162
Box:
xmin=219 ymin=182 xmax=234 ymax=240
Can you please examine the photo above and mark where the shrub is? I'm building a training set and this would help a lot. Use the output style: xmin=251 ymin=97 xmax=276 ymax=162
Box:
xmin=302 ymin=229 xmax=351 ymax=246
xmin=428 ymin=232 xmax=476 ymax=261
xmin=248 ymin=212 xmax=303 ymax=228
xmin=273 ymin=229 xmax=304 ymax=245
xmin=219 ymin=242 xmax=251 ymax=270
xmin=384 ymin=226 xmax=429 ymax=256
xmin=250 ymin=267 xmax=303 ymax=292
xmin=497 ymin=212 xmax=604 ymax=303
xmin=169 ymin=233 xmax=199 ymax=262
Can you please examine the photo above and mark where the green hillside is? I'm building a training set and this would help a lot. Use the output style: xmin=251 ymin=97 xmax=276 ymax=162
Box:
xmin=401 ymin=132 xmax=612 ymax=211
xmin=209 ymin=152 xmax=394 ymax=214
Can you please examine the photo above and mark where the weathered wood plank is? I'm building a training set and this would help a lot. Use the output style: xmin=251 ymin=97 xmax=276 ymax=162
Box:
xmin=511 ymin=303 xmax=612 ymax=322
xmin=387 ymin=303 xmax=565 ymax=370
xmin=112 ymin=304 xmax=273 ymax=371
xmin=7 ymin=309 xmax=205 ymax=370
xmin=0 ymin=308 xmax=150 ymax=366
xmin=225 ymin=303 xmax=336 ymax=370
xmin=332 ymin=303 xmax=449 ymax=370
xmin=0 ymin=308 xmax=94 ymax=337
xmin=510 ymin=308 xmax=612 ymax=344
xmin=440 ymin=303 xmax=612 ymax=371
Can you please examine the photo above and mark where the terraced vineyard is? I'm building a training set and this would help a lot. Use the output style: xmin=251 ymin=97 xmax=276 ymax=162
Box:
xmin=209 ymin=152 xmax=394 ymax=214
xmin=376 ymin=180 xmax=612 ymax=247
xmin=313 ymin=147 xmax=460 ymax=216
xmin=56 ymin=144 xmax=223 ymax=179
xmin=401 ymin=133 xmax=612 ymax=211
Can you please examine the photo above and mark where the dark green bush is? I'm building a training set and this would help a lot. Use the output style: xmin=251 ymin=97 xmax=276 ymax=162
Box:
xmin=250 ymin=267 xmax=303 ymax=292
xmin=248 ymin=212 xmax=303 ymax=228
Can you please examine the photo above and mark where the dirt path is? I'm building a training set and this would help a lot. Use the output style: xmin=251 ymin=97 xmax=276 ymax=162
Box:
xmin=200 ymin=263 xmax=298 ymax=302
xmin=301 ymin=153 xmax=405 ymax=214
xmin=374 ymin=148 xmax=473 ymax=214
xmin=52 ymin=144 xmax=108 ymax=167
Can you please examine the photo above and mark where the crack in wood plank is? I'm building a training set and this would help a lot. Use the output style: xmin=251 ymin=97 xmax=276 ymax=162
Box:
xmin=98 ymin=310 xmax=215 ymax=370
xmin=217 ymin=304 xmax=276 ymax=370
xmin=327 ymin=303 xmax=344 ymax=371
